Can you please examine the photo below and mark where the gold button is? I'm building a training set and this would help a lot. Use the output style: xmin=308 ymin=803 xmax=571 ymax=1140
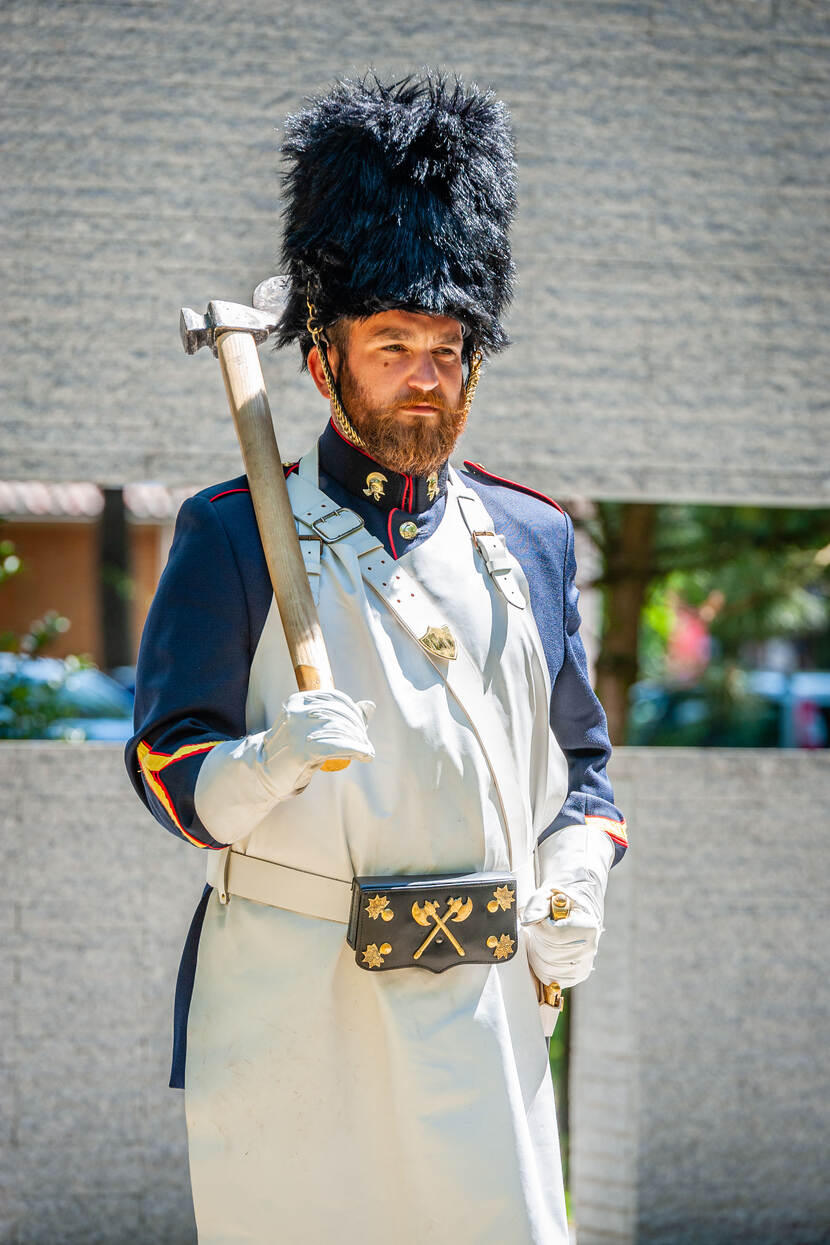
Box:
xmin=399 ymin=521 xmax=418 ymax=540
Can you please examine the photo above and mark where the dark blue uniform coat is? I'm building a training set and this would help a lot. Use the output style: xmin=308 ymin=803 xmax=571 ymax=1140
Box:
xmin=126 ymin=420 xmax=627 ymax=1086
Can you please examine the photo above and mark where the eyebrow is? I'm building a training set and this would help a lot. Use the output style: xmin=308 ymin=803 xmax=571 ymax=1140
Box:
xmin=365 ymin=324 xmax=462 ymax=345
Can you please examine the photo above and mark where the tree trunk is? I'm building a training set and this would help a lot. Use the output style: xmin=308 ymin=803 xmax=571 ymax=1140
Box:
xmin=594 ymin=503 xmax=657 ymax=745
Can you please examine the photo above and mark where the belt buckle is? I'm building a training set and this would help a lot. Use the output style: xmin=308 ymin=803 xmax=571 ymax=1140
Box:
xmin=311 ymin=507 xmax=365 ymax=543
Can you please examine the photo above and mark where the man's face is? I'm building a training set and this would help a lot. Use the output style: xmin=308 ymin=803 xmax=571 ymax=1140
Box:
xmin=324 ymin=309 xmax=467 ymax=476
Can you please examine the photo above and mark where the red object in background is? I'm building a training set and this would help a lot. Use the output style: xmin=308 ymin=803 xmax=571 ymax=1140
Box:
xmin=667 ymin=604 xmax=712 ymax=683
xmin=794 ymin=699 xmax=829 ymax=749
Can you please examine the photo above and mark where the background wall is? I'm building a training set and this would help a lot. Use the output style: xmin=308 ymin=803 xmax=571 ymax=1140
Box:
xmin=2 ymin=745 xmax=828 ymax=1244
xmin=1 ymin=745 xmax=202 ymax=1245
xmin=571 ymin=747 xmax=830 ymax=1245
xmin=2 ymin=0 xmax=828 ymax=502
xmin=3 ymin=3 xmax=830 ymax=1243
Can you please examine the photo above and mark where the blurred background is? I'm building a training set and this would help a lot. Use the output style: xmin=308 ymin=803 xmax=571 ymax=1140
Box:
xmin=2 ymin=2 xmax=829 ymax=1243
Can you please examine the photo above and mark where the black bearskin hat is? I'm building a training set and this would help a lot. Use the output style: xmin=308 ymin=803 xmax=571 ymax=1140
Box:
xmin=275 ymin=71 xmax=517 ymax=364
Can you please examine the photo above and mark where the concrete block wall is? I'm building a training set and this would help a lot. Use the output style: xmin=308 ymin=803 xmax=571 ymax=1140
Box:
xmin=1 ymin=744 xmax=203 ymax=1244
xmin=571 ymin=747 xmax=830 ymax=1245
xmin=1 ymin=0 xmax=828 ymax=503
xmin=2 ymin=744 xmax=829 ymax=1242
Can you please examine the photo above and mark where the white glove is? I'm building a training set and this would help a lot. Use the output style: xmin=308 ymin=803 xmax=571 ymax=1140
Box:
xmin=521 ymin=823 xmax=614 ymax=989
xmin=261 ymin=689 xmax=376 ymax=795
xmin=194 ymin=689 xmax=375 ymax=844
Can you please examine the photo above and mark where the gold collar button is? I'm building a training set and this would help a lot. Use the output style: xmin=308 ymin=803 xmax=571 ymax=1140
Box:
xmin=399 ymin=521 xmax=418 ymax=540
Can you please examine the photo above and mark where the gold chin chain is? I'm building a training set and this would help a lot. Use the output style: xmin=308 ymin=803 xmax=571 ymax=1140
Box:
xmin=462 ymin=347 xmax=483 ymax=418
xmin=305 ymin=297 xmax=484 ymax=449
xmin=306 ymin=296 xmax=368 ymax=449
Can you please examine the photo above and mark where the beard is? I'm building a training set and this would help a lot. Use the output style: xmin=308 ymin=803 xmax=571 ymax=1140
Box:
xmin=336 ymin=357 xmax=467 ymax=477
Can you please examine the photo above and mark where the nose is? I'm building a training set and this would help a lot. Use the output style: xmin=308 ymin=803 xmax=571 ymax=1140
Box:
xmin=407 ymin=349 xmax=440 ymax=392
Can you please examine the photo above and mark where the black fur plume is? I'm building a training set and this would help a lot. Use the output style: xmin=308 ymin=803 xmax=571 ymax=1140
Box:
xmin=276 ymin=71 xmax=517 ymax=363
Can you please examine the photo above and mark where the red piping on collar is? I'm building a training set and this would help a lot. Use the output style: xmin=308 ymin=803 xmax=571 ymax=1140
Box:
xmin=387 ymin=508 xmax=399 ymax=559
xmin=328 ymin=417 xmax=379 ymax=464
xmin=462 ymin=461 xmax=564 ymax=515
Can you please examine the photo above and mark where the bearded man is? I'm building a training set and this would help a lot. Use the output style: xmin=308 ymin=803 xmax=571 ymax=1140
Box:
xmin=126 ymin=72 xmax=627 ymax=1245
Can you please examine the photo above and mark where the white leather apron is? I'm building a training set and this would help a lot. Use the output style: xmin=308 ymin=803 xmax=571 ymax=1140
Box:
xmin=184 ymin=463 xmax=570 ymax=1244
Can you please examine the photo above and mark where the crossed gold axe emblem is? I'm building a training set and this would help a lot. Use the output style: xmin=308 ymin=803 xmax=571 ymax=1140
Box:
xmin=411 ymin=896 xmax=473 ymax=960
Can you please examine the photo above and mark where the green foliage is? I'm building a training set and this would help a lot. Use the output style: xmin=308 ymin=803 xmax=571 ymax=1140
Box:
xmin=0 ymin=654 xmax=92 ymax=740
xmin=650 ymin=506 xmax=830 ymax=660
xmin=0 ymin=537 xmax=72 ymax=653
xmin=639 ymin=582 xmax=677 ymax=682
xmin=0 ymin=535 xmax=88 ymax=738
xmin=0 ymin=538 xmax=22 ymax=586
xmin=101 ymin=563 xmax=134 ymax=602
xmin=584 ymin=503 xmax=830 ymax=679
xmin=548 ymin=994 xmax=570 ymax=1191
xmin=1 ymin=607 xmax=72 ymax=656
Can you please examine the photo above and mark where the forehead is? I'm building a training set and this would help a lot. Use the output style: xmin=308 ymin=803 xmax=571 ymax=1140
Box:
xmin=352 ymin=309 xmax=464 ymax=345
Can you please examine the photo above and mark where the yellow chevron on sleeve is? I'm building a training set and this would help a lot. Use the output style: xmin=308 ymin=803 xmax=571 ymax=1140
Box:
xmin=137 ymin=739 xmax=221 ymax=848
xmin=137 ymin=740 xmax=220 ymax=773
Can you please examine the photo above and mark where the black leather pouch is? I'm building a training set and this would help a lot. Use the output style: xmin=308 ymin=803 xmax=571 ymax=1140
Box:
xmin=347 ymin=872 xmax=519 ymax=973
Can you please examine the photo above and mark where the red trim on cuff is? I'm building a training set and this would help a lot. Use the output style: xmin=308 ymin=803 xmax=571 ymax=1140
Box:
xmin=585 ymin=813 xmax=629 ymax=848
xmin=137 ymin=739 xmax=222 ymax=849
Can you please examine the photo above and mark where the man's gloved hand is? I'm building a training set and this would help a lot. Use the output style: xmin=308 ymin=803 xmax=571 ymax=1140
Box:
xmin=521 ymin=823 xmax=615 ymax=989
xmin=522 ymin=882 xmax=604 ymax=989
xmin=194 ymin=689 xmax=375 ymax=844
xmin=260 ymin=689 xmax=375 ymax=797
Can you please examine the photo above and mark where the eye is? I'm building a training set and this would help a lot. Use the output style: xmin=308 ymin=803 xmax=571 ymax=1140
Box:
xmin=382 ymin=343 xmax=406 ymax=353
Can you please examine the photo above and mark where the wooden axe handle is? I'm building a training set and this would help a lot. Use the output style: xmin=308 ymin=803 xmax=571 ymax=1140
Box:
xmin=215 ymin=329 xmax=348 ymax=770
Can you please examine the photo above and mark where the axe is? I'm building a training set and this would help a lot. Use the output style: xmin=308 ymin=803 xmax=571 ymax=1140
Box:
xmin=179 ymin=284 xmax=348 ymax=772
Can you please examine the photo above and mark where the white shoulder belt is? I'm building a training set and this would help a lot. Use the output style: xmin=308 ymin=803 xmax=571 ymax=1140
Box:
xmin=208 ymin=451 xmax=542 ymax=920
xmin=290 ymin=448 xmax=536 ymax=869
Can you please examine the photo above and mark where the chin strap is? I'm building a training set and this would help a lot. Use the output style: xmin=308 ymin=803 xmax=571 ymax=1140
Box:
xmin=462 ymin=345 xmax=483 ymax=416
xmin=305 ymin=294 xmax=484 ymax=449
xmin=306 ymin=295 xmax=368 ymax=450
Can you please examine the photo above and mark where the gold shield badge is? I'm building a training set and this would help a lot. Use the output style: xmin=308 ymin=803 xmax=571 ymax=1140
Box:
xmin=419 ymin=624 xmax=457 ymax=661
xmin=363 ymin=471 xmax=388 ymax=501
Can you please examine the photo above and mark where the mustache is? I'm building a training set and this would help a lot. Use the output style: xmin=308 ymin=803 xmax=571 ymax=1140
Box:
xmin=392 ymin=390 xmax=461 ymax=415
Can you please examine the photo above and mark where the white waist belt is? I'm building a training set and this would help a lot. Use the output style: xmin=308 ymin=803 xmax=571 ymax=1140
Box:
xmin=206 ymin=848 xmax=535 ymax=928
xmin=206 ymin=847 xmax=353 ymax=924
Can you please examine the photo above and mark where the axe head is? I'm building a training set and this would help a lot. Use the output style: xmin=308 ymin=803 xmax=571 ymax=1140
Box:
xmin=411 ymin=900 xmax=431 ymax=927
xmin=179 ymin=300 xmax=280 ymax=356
